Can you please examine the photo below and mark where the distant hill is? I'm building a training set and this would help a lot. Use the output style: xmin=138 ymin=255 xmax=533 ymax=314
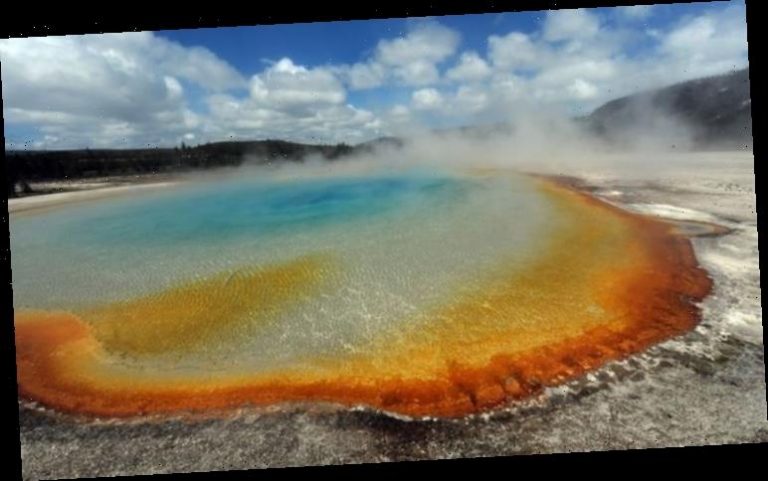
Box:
xmin=423 ymin=69 xmax=752 ymax=150
xmin=582 ymin=68 xmax=752 ymax=149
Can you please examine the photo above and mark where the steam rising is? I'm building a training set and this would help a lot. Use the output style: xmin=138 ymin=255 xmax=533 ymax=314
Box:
xmin=163 ymin=65 xmax=753 ymax=190
xmin=197 ymin=98 xmax=725 ymax=185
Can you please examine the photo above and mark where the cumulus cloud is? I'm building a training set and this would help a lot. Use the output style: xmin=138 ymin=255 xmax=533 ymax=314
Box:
xmin=461 ymin=2 xmax=747 ymax=118
xmin=249 ymin=58 xmax=346 ymax=112
xmin=566 ymin=78 xmax=599 ymax=99
xmin=0 ymin=32 xmax=244 ymax=148
xmin=455 ymin=85 xmax=490 ymax=113
xmin=337 ymin=22 xmax=461 ymax=89
xmin=659 ymin=4 xmax=747 ymax=74
xmin=147 ymin=36 xmax=247 ymax=91
xmin=1 ymin=35 xmax=382 ymax=148
xmin=380 ymin=24 xmax=455 ymax=61
xmin=0 ymin=3 xmax=749 ymax=149
xmin=204 ymin=57 xmax=381 ymax=144
xmin=601 ymin=2 xmax=748 ymax=99
xmin=488 ymin=32 xmax=545 ymax=70
xmin=343 ymin=62 xmax=388 ymax=90
xmin=543 ymin=8 xmax=601 ymax=42
xmin=412 ymin=88 xmax=444 ymax=111
xmin=617 ymin=5 xmax=655 ymax=20
xmin=446 ymin=51 xmax=492 ymax=82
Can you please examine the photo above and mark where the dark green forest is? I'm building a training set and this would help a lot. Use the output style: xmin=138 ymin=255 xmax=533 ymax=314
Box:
xmin=4 ymin=139 xmax=397 ymax=197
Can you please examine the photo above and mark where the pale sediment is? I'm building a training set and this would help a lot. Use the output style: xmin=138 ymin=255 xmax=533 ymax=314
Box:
xmin=8 ymin=181 xmax=178 ymax=215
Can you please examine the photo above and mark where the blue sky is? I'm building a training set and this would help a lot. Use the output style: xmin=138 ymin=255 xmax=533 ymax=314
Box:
xmin=1 ymin=1 xmax=749 ymax=149
xmin=158 ymin=3 xmax=716 ymax=71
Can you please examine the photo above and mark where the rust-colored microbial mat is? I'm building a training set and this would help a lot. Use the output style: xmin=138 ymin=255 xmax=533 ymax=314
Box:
xmin=13 ymin=174 xmax=712 ymax=419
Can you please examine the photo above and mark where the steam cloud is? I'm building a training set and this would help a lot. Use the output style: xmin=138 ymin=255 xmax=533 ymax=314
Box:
xmin=209 ymin=98 xmax=719 ymax=184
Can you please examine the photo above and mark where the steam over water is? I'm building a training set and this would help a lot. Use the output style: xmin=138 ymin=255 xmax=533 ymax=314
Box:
xmin=11 ymin=168 xmax=555 ymax=371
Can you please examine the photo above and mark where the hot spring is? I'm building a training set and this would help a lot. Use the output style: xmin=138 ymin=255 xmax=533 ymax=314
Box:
xmin=11 ymin=166 xmax=711 ymax=418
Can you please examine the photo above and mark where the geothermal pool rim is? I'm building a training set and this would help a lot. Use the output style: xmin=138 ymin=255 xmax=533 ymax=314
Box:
xmin=12 ymin=172 xmax=715 ymax=419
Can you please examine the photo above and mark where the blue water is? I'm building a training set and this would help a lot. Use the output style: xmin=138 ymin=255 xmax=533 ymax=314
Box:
xmin=9 ymin=171 xmax=481 ymax=309
xmin=10 ymin=168 xmax=560 ymax=368
xmin=13 ymin=173 xmax=471 ymax=249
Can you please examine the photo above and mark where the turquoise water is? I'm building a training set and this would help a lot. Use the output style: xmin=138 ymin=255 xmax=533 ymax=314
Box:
xmin=10 ymin=167 xmax=558 ymax=368
xmin=51 ymin=175 xmax=470 ymax=247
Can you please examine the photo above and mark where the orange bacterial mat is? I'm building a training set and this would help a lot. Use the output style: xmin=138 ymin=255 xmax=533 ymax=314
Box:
xmin=13 ymin=176 xmax=711 ymax=418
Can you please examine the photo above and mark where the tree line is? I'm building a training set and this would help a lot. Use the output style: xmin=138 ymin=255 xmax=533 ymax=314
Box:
xmin=4 ymin=140 xmax=360 ymax=197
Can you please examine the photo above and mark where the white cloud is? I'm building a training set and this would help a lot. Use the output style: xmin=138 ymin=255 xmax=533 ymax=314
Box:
xmin=390 ymin=105 xmax=410 ymax=117
xmin=0 ymin=33 xmax=386 ymax=147
xmin=148 ymin=37 xmax=246 ymax=91
xmin=343 ymin=62 xmax=387 ymax=90
xmin=543 ymin=9 xmax=601 ymax=42
xmin=659 ymin=5 xmax=747 ymax=70
xmin=204 ymin=58 xmax=382 ymax=144
xmin=0 ymin=32 xmax=245 ymax=148
xmin=663 ymin=16 xmax=717 ymax=53
xmin=377 ymin=22 xmax=459 ymax=65
xmin=164 ymin=76 xmax=184 ymax=100
xmin=535 ymin=59 xmax=617 ymax=86
xmin=378 ymin=104 xmax=421 ymax=136
xmin=621 ymin=3 xmax=749 ymax=96
xmin=429 ymin=3 xmax=747 ymax=121
xmin=338 ymin=22 xmax=461 ymax=89
xmin=489 ymin=73 xmax=525 ymax=102
xmin=566 ymin=78 xmax=599 ymax=99
xmin=394 ymin=60 xmax=441 ymax=87
xmin=488 ymin=32 xmax=545 ymax=69
xmin=617 ymin=5 xmax=654 ymax=20
xmin=454 ymin=85 xmax=490 ymax=113
xmin=486 ymin=25 xmax=616 ymax=107
xmin=250 ymin=58 xmax=346 ymax=112
xmin=206 ymin=93 xmax=380 ymax=144
xmin=0 ymin=5 xmax=750 ymax=149
xmin=271 ymin=57 xmax=305 ymax=74
xmin=446 ymin=51 xmax=492 ymax=82
xmin=412 ymin=88 xmax=444 ymax=111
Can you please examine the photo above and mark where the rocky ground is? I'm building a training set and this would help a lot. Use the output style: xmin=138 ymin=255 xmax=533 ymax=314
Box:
xmin=16 ymin=150 xmax=765 ymax=480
